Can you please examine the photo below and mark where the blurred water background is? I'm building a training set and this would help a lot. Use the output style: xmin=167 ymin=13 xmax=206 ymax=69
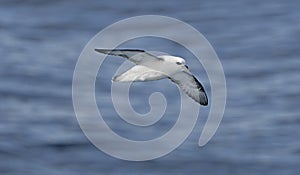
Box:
xmin=1 ymin=0 xmax=300 ymax=174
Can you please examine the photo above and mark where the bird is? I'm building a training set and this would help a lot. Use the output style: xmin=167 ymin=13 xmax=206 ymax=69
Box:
xmin=94 ymin=49 xmax=208 ymax=106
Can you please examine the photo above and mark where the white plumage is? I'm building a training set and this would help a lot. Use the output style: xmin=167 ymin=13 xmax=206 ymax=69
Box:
xmin=95 ymin=49 xmax=208 ymax=106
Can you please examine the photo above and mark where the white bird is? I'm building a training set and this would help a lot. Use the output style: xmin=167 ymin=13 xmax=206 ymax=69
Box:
xmin=95 ymin=49 xmax=208 ymax=106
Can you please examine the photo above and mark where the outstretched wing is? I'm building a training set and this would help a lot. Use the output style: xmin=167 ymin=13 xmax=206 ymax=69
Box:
xmin=169 ymin=71 xmax=208 ymax=106
xmin=113 ymin=65 xmax=167 ymax=82
xmin=94 ymin=49 xmax=162 ymax=65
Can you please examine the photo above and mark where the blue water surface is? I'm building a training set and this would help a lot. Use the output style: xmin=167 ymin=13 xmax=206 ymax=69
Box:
xmin=1 ymin=0 xmax=300 ymax=174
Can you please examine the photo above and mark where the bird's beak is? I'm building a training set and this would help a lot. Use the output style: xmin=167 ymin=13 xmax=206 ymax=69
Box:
xmin=185 ymin=65 xmax=189 ymax=70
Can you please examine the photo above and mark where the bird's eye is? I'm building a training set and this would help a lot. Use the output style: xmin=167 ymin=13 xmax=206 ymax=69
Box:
xmin=176 ymin=62 xmax=182 ymax=65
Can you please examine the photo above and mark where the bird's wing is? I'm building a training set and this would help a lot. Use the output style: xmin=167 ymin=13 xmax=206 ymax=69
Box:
xmin=113 ymin=65 xmax=167 ymax=82
xmin=169 ymin=71 xmax=208 ymax=106
xmin=94 ymin=49 xmax=163 ymax=65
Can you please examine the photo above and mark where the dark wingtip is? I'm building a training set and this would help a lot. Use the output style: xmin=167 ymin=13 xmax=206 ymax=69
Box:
xmin=94 ymin=48 xmax=106 ymax=53
xmin=200 ymin=91 xmax=208 ymax=106
xmin=201 ymin=99 xmax=208 ymax=106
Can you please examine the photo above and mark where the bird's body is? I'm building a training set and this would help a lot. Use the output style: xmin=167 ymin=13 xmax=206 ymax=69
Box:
xmin=95 ymin=49 xmax=208 ymax=106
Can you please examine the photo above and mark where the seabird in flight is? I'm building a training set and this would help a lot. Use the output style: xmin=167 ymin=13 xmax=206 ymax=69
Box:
xmin=95 ymin=49 xmax=208 ymax=106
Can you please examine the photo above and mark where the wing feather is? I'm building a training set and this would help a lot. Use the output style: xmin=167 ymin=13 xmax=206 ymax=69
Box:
xmin=169 ymin=71 xmax=208 ymax=106
xmin=94 ymin=49 xmax=162 ymax=64
xmin=113 ymin=65 xmax=167 ymax=82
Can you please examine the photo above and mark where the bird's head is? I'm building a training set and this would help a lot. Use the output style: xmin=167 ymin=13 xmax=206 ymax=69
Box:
xmin=158 ymin=55 xmax=188 ymax=70
xmin=172 ymin=57 xmax=185 ymax=65
xmin=173 ymin=57 xmax=189 ymax=70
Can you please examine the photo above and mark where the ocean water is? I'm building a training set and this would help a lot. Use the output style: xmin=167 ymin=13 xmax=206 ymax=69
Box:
xmin=1 ymin=0 xmax=300 ymax=174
